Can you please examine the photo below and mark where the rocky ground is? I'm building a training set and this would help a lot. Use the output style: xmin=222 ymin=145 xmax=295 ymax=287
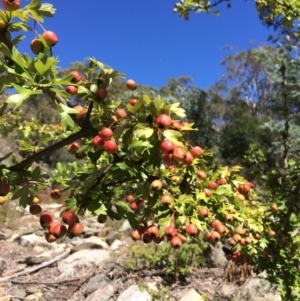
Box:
xmin=0 ymin=203 xmax=282 ymax=301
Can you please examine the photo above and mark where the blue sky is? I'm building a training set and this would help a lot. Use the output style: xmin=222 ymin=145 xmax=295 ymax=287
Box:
xmin=20 ymin=0 xmax=273 ymax=89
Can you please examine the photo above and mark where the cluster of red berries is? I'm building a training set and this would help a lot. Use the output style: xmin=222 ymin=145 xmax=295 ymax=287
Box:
xmin=30 ymin=31 xmax=58 ymax=55
xmin=92 ymin=126 xmax=118 ymax=154
xmin=40 ymin=210 xmax=83 ymax=243
xmin=156 ymin=114 xmax=204 ymax=169
xmin=131 ymin=223 xmax=200 ymax=249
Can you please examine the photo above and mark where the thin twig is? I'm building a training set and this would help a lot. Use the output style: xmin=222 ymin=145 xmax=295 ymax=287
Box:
xmin=0 ymin=249 xmax=71 ymax=282
xmin=11 ymin=267 xmax=96 ymax=285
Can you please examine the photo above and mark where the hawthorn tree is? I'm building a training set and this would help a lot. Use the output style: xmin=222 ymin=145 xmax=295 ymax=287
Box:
xmin=0 ymin=0 xmax=299 ymax=300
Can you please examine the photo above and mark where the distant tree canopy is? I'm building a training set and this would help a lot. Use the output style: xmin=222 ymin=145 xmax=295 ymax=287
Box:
xmin=173 ymin=0 xmax=300 ymax=36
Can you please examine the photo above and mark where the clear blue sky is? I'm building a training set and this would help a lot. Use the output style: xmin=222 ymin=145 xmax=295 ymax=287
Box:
xmin=19 ymin=0 xmax=272 ymax=89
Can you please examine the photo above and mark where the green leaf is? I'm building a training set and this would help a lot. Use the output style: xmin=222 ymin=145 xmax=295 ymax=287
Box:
xmin=59 ymin=112 xmax=75 ymax=128
xmin=93 ymin=204 xmax=107 ymax=216
xmin=8 ymin=22 xmax=32 ymax=32
xmin=142 ymin=94 xmax=151 ymax=105
xmin=158 ymin=215 xmax=172 ymax=237
xmin=153 ymin=96 xmax=164 ymax=112
xmin=122 ymin=126 xmax=134 ymax=147
xmin=88 ymin=150 xmax=102 ymax=165
xmin=89 ymin=58 xmax=104 ymax=70
xmin=163 ymin=102 xmax=186 ymax=117
xmin=25 ymin=0 xmax=42 ymax=9
xmin=53 ymin=74 xmax=75 ymax=86
xmin=11 ymin=35 xmax=26 ymax=47
xmin=0 ymin=43 xmax=12 ymax=58
xmin=56 ymin=102 xmax=79 ymax=114
xmin=11 ymin=46 xmax=25 ymax=69
xmin=6 ymin=93 xmax=29 ymax=107
xmin=51 ymin=88 xmax=71 ymax=99
xmin=191 ymin=217 xmax=204 ymax=231
xmin=31 ymin=166 xmax=42 ymax=181
xmin=163 ymin=129 xmax=182 ymax=142
xmin=11 ymin=186 xmax=29 ymax=208
xmin=77 ymin=85 xmax=89 ymax=94
xmin=34 ymin=59 xmax=47 ymax=75
xmin=38 ymin=3 xmax=57 ymax=17
xmin=64 ymin=198 xmax=77 ymax=211
xmin=134 ymin=124 xmax=154 ymax=139
xmin=125 ymin=210 xmax=140 ymax=229
xmin=116 ymin=162 xmax=130 ymax=170
xmin=76 ymin=144 xmax=89 ymax=154
xmin=129 ymin=140 xmax=152 ymax=151
xmin=113 ymin=125 xmax=124 ymax=141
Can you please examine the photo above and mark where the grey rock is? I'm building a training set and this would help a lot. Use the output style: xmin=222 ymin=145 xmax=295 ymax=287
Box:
xmin=73 ymin=236 xmax=109 ymax=249
xmin=70 ymin=242 xmax=104 ymax=254
xmin=0 ymin=258 xmax=7 ymax=275
xmin=202 ymin=242 xmax=228 ymax=268
xmin=218 ymin=283 xmax=236 ymax=297
xmin=18 ymin=256 xmax=48 ymax=266
xmin=117 ymin=285 xmax=151 ymax=301
xmin=83 ymin=229 xmax=98 ymax=238
xmin=234 ymin=271 xmax=282 ymax=301
xmin=119 ymin=220 xmax=131 ymax=232
xmin=0 ymin=297 xmax=11 ymax=301
xmin=24 ymin=294 xmax=41 ymax=301
xmin=58 ymin=249 xmax=110 ymax=278
xmin=110 ymin=239 xmax=123 ymax=250
xmin=105 ymin=232 xmax=121 ymax=246
xmin=86 ymin=284 xmax=114 ymax=301
xmin=85 ymin=274 xmax=109 ymax=296
xmin=25 ymin=287 xmax=40 ymax=294
xmin=179 ymin=289 xmax=204 ymax=301
xmin=9 ymin=287 xmax=26 ymax=299
xmin=0 ymin=229 xmax=13 ymax=240
xmin=19 ymin=234 xmax=54 ymax=248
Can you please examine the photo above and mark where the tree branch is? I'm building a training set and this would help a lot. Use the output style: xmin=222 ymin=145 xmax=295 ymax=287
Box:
xmin=43 ymin=88 xmax=68 ymax=107
xmin=9 ymin=130 xmax=86 ymax=172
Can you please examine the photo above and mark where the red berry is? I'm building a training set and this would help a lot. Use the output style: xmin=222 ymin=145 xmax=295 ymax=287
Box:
xmin=160 ymin=140 xmax=175 ymax=154
xmin=115 ymin=108 xmax=127 ymax=119
xmin=103 ymin=140 xmax=118 ymax=154
xmin=0 ymin=181 xmax=10 ymax=196
xmin=185 ymin=224 xmax=198 ymax=236
xmin=40 ymin=212 xmax=54 ymax=228
xmin=165 ymin=226 xmax=177 ymax=240
xmin=126 ymin=79 xmax=137 ymax=91
xmin=170 ymin=236 xmax=182 ymax=248
xmin=191 ymin=146 xmax=203 ymax=158
xmin=67 ymin=142 xmax=80 ymax=154
xmin=99 ymin=127 xmax=113 ymax=141
xmin=42 ymin=31 xmax=58 ymax=47
xmin=69 ymin=71 xmax=82 ymax=83
xmin=62 ymin=211 xmax=77 ymax=226
xmin=156 ymin=114 xmax=172 ymax=129
xmin=92 ymin=136 xmax=105 ymax=149
xmin=68 ymin=223 xmax=84 ymax=237
xmin=96 ymin=89 xmax=108 ymax=100
xmin=29 ymin=204 xmax=42 ymax=215
xmin=129 ymin=99 xmax=137 ymax=106
xmin=50 ymin=189 xmax=62 ymax=200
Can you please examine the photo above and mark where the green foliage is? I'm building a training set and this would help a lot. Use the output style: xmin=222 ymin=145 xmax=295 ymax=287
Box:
xmin=1 ymin=1 xmax=300 ymax=300
xmin=122 ymin=241 xmax=207 ymax=279
xmin=173 ymin=0 xmax=300 ymax=36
